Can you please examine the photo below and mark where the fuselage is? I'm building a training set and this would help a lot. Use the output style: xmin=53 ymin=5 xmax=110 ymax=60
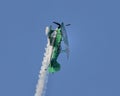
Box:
xmin=48 ymin=27 xmax=63 ymax=73
xmin=51 ymin=28 xmax=62 ymax=60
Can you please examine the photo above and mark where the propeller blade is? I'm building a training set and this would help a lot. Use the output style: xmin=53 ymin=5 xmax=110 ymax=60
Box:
xmin=53 ymin=22 xmax=60 ymax=26
xmin=66 ymin=24 xmax=71 ymax=26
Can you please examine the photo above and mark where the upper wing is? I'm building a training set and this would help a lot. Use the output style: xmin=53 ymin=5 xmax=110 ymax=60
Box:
xmin=61 ymin=23 xmax=70 ymax=59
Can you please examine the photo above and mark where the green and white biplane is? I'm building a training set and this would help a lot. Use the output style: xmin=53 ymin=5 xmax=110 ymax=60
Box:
xmin=46 ymin=22 xmax=70 ymax=73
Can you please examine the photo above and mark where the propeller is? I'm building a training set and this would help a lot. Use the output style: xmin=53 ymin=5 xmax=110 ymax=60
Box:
xmin=53 ymin=22 xmax=71 ymax=28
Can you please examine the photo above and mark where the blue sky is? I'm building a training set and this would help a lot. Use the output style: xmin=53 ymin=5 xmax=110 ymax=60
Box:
xmin=0 ymin=0 xmax=120 ymax=96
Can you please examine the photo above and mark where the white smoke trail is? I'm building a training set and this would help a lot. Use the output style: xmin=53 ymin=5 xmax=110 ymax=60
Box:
xmin=34 ymin=29 xmax=53 ymax=96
